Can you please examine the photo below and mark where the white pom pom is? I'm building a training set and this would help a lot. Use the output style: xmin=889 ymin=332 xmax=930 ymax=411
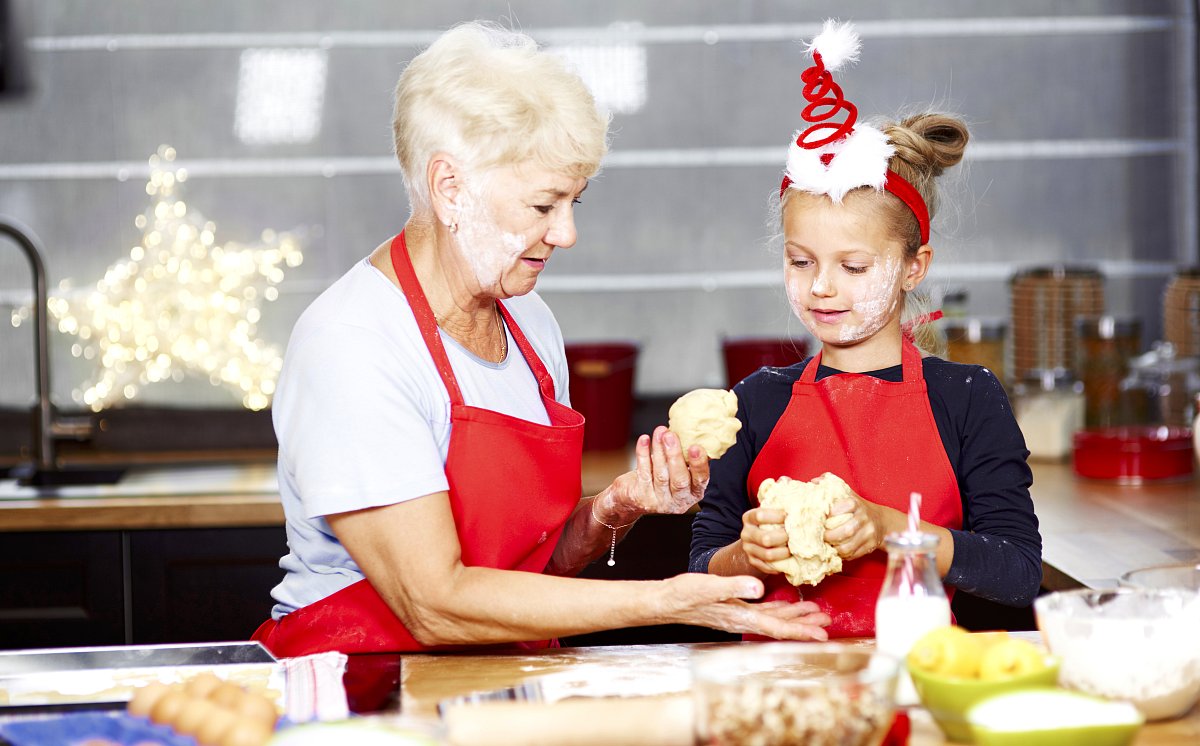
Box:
xmin=784 ymin=125 xmax=894 ymax=203
xmin=807 ymin=19 xmax=860 ymax=72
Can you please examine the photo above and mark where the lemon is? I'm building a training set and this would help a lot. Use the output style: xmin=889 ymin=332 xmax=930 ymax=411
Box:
xmin=907 ymin=625 xmax=984 ymax=678
xmin=977 ymin=638 xmax=1046 ymax=680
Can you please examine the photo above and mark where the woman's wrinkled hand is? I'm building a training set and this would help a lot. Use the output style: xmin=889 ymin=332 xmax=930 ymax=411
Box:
xmin=659 ymin=573 xmax=831 ymax=641
xmin=739 ymin=508 xmax=791 ymax=576
xmin=823 ymin=489 xmax=889 ymax=561
xmin=599 ymin=426 xmax=709 ymax=524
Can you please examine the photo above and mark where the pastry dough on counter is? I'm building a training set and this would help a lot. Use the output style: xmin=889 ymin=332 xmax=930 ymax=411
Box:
xmin=757 ymin=473 xmax=851 ymax=586
xmin=667 ymin=389 xmax=741 ymax=459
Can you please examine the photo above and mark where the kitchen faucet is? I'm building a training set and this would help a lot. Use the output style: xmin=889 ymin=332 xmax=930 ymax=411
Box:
xmin=1 ymin=216 xmax=99 ymax=485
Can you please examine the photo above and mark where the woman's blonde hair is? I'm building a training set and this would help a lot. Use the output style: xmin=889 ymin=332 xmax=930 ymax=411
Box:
xmin=392 ymin=22 xmax=610 ymax=214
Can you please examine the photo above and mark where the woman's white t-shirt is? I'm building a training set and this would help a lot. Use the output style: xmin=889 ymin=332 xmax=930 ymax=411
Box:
xmin=270 ymin=258 xmax=570 ymax=618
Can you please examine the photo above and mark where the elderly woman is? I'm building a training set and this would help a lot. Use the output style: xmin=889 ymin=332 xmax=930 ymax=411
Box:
xmin=252 ymin=22 xmax=830 ymax=655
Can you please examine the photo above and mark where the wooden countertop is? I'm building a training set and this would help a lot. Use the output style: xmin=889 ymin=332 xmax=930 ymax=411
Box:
xmin=0 ymin=463 xmax=285 ymax=530
xmin=398 ymin=641 xmax=1200 ymax=745
xmin=0 ymin=450 xmax=633 ymax=532
xmin=1 ymin=451 xmax=1195 ymax=597
xmin=1032 ymin=462 xmax=1200 ymax=590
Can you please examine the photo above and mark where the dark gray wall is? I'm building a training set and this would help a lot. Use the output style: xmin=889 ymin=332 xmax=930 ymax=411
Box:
xmin=0 ymin=1 xmax=1195 ymax=408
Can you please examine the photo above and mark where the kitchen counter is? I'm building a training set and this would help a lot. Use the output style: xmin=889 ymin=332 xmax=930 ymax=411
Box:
xmin=1032 ymin=462 xmax=1200 ymax=590
xmin=381 ymin=641 xmax=1200 ymax=744
xmin=0 ymin=463 xmax=285 ymax=530
xmin=0 ymin=454 xmax=1195 ymax=593
xmin=0 ymin=451 xmax=634 ymax=531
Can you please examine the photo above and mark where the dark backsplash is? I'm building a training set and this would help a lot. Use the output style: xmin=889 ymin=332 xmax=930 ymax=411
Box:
xmin=0 ymin=395 xmax=681 ymax=468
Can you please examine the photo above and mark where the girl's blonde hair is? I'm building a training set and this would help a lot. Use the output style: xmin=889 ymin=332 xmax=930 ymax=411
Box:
xmin=883 ymin=113 xmax=969 ymax=356
xmin=392 ymin=22 xmax=610 ymax=214
xmin=781 ymin=113 xmax=970 ymax=355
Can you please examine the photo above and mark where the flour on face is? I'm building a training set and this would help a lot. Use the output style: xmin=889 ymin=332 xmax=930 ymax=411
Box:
xmin=787 ymin=254 xmax=905 ymax=344
xmin=451 ymin=173 xmax=528 ymax=291
xmin=838 ymin=255 xmax=902 ymax=343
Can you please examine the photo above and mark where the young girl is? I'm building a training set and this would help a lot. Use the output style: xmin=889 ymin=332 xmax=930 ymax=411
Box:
xmin=689 ymin=21 xmax=1041 ymax=638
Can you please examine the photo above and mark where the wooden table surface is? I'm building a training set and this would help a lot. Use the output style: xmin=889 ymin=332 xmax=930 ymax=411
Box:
xmin=399 ymin=641 xmax=1200 ymax=745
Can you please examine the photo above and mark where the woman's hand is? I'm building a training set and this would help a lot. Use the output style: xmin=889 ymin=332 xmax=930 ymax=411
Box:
xmin=823 ymin=490 xmax=891 ymax=561
xmin=598 ymin=426 xmax=709 ymax=524
xmin=659 ymin=574 xmax=831 ymax=641
xmin=739 ymin=508 xmax=791 ymax=576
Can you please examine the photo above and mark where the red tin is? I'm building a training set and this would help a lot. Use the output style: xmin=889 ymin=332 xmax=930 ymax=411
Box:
xmin=1073 ymin=426 xmax=1195 ymax=483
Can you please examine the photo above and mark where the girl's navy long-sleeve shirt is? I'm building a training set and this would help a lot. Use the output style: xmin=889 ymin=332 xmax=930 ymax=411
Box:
xmin=688 ymin=357 xmax=1043 ymax=607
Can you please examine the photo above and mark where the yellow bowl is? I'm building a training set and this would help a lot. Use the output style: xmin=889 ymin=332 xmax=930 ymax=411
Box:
xmin=908 ymin=657 xmax=1061 ymax=742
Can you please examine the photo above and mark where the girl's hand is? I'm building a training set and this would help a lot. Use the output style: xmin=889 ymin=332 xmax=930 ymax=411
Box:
xmin=599 ymin=426 xmax=709 ymax=523
xmin=739 ymin=507 xmax=791 ymax=576
xmin=823 ymin=490 xmax=890 ymax=561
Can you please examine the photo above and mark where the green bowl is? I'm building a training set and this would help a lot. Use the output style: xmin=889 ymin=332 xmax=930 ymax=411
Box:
xmin=908 ymin=657 xmax=1061 ymax=742
xmin=967 ymin=687 xmax=1143 ymax=746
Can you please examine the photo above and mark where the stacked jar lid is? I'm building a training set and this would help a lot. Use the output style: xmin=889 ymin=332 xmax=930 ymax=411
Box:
xmin=1163 ymin=268 xmax=1200 ymax=357
xmin=1010 ymin=266 xmax=1105 ymax=382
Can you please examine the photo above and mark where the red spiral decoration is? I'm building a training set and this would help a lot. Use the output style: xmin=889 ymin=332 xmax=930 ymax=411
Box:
xmin=795 ymin=51 xmax=858 ymax=149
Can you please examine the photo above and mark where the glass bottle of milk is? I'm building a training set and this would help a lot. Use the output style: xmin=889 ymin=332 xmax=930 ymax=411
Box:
xmin=875 ymin=531 xmax=950 ymax=705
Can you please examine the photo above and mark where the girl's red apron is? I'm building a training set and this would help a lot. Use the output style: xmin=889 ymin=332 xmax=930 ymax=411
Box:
xmin=746 ymin=338 xmax=962 ymax=638
xmin=252 ymin=231 xmax=584 ymax=656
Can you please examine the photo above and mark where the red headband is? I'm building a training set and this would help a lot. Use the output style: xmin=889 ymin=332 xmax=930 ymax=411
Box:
xmin=779 ymin=171 xmax=930 ymax=245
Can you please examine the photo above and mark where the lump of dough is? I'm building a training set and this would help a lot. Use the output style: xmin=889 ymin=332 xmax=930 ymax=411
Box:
xmin=668 ymin=388 xmax=742 ymax=459
xmin=757 ymin=473 xmax=850 ymax=586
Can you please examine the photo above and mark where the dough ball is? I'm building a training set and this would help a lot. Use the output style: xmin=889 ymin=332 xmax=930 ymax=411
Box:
xmin=127 ymin=681 xmax=169 ymax=718
xmin=667 ymin=388 xmax=741 ymax=459
xmin=184 ymin=672 xmax=223 ymax=699
xmin=757 ymin=472 xmax=850 ymax=586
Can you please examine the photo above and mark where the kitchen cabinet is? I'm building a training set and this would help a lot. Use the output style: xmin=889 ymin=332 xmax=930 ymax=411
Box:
xmin=0 ymin=526 xmax=286 ymax=650
xmin=0 ymin=531 xmax=125 ymax=648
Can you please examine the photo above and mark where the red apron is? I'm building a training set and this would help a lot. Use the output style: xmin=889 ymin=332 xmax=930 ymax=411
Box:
xmin=253 ymin=232 xmax=584 ymax=656
xmin=746 ymin=338 xmax=962 ymax=638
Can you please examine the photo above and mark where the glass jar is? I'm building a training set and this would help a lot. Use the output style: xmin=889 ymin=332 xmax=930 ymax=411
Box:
xmin=875 ymin=531 xmax=950 ymax=706
xmin=1077 ymin=316 xmax=1141 ymax=428
xmin=1013 ymin=370 xmax=1086 ymax=460
xmin=1009 ymin=266 xmax=1104 ymax=382
xmin=1193 ymin=393 xmax=1199 ymax=462
xmin=945 ymin=319 xmax=1007 ymax=385
xmin=1118 ymin=342 xmax=1200 ymax=428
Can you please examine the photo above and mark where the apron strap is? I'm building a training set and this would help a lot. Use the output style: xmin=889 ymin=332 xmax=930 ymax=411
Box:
xmin=798 ymin=337 xmax=925 ymax=384
xmin=388 ymin=231 xmax=558 ymax=405
xmin=900 ymin=336 xmax=924 ymax=382
xmin=390 ymin=232 xmax=466 ymax=406
xmin=799 ymin=349 xmax=824 ymax=383
xmin=495 ymin=301 xmax=557 ymax=402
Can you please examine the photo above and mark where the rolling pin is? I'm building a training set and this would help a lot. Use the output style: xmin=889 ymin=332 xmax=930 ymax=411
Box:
xmin=442 ymin=693 xmax=695 ymax=746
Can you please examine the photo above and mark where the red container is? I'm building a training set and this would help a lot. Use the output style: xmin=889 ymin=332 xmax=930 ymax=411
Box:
xmin=564 ymin=342 xmax=639 ymax=451
xmin=1072 ymin=426 xmax=1195 ymax=483
xmin=722 ymin=337 xmax=810 ymax=388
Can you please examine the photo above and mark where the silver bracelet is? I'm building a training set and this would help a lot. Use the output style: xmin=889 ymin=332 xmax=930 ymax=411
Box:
xmin=590 ymin=498 xmax=636 ymax=567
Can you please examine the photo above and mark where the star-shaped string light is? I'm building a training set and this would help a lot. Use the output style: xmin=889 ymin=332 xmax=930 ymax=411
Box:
xmin=45 ymin=145 xmax=303 ymax=411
